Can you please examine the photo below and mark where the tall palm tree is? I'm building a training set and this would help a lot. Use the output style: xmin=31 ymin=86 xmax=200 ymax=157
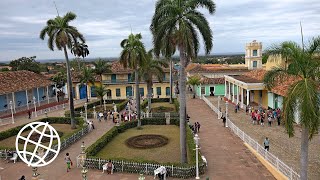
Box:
xmin=135 ymin=49 xmax=168 ymax=112
xmin=265 ymin=41 xmax=296 ymax=70
xmin=71 ymin=42 xmax=89 ymax=71
xmin=40 ymin=12 xmax=85 ymax=129
xmin=79 ymin=67 xmax=95 ymax=102
xmin=93 ymin=58 xmax=111 ymax=82
xmin=120 ymin=33 xmax=146 ymax=127
xmin=263 ymin=38 xmax=320 ymax=180
xmin=151 ymin=0 xmax=215 ymax=163
xmin=94 ymin=85 xmax=108 ymax=108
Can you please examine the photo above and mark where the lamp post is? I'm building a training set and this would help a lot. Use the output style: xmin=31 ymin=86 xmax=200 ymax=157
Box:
xmin=33 ymin=96 xmax=37 ymax=117
xmin=84 ymin=103 xmax=88 ymax=122
xmin=80 ymin=111 xmax=83 ymax=118
xmin=146 ymin=106 xmax=149 ymax=118
xmin=103 ymin=98 xmax=106 ymax=111
xmin=9 ymin=101 xmax=14 ymax=124
xmin=225 ymin=101 xmax=229 ymax=128
xmin=127 ymin=102 xmax=131 ymax=121
xmin=93 ymin=106 xmax=96 ymax=119
xmin=217 ymin=96 xmax=221 ymax=119
xmin=194 ymin=134 xmax=200 ymax=179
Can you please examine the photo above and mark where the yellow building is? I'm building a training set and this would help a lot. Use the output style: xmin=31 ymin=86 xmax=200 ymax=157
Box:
xmin=71 ymin=72 xmax=102 ymax=100
xmin=101 ymin=61 xmax=172 ymax=100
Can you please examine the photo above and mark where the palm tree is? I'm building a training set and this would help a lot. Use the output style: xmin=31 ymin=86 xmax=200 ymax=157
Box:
xmin=40 ymin=12 xmax=85 ymax=129
xmin=135 ymin=49 xmax=168 ymax=112
xmin=94 ymin=85 xmax=108 ymax=108
xmin=151 ymin=0 xmax=215 ymax=163
xmin=79 ymin=67 xmax=95 ymax=102
xmin=263 ymin=37 xmax=320 ymax=180
xmin=187 ymin=75 xmax=201 ymax=98
xmin=93 ymin=58 xmax=111 ymax=82
xmin=265 ymin=41 xmax=296 ymax=70
xmin=120 ymin=33 xmax=146 ymax=127
xmin=71 ymin=42 xmax=89 ymax=71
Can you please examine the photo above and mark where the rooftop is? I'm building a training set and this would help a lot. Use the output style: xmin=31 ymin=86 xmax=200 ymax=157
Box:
xmin=105 ymin=61 xmax=171 ymax=74
xmin=186 ymin=63 xmax=249 ymax=73
xmin=200 ymin=76 xmax=225 ymax=85
xmin=0 ymin=70 xmax=53 ymax=95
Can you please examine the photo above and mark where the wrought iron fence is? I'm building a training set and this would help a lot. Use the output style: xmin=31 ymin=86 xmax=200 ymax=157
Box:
xmin=202 ymin=95 xmax=300 ymax=180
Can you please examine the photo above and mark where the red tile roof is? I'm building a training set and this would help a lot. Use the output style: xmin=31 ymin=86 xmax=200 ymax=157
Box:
xmin=71 ymin=72 xmax=101 ymax=83
xmin=187 ymin=63 xmax=250 ymax=73
xmin=105 ymin=61 xmax=171 ymax=74
xmin=0 ymin=70 xmax=53 ymax=95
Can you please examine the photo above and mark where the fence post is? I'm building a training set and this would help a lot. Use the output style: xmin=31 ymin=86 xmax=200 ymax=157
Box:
xmin=290 ymin=167 xmax=293 ymax=180
xmin=98 ymin=158 xmax=101 ymax=170
xmin=172 ymin=165 xmax=174 ymax=176
xmin=122 ymin=160 xmax=124 ymax=172
xmin=276 ymin=157 xmax=279 ymax=170
xmin=145 ymin=163 xmax=148 ymax=174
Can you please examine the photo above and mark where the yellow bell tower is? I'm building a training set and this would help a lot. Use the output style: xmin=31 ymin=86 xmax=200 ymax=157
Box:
xmin=245 ymin=40 xmax=262 ymax=70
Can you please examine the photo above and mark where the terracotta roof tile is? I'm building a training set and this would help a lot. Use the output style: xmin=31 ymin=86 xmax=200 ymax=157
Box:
xmin=187 ymin=63 xmax=250 ymax=73
xmin=270 ymin=75 xmax=300 ymax=97
xmin=105 ymin=61 xmax=171 ymax=74
xmin=0 ymin=70 xmax=53 ymax=95
xmin=200 ymin=76 xmax=225 ymax=85
xmin=71 ymin=72 xmax=101 ymax=83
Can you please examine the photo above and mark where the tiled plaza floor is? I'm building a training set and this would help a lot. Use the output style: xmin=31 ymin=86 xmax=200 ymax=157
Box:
xmin=207 ymin=96 xmax=320 ymax=179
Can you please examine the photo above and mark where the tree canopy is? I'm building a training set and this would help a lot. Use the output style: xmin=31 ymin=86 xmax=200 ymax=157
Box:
xmin=9 ymin=56 xmax=41 ymax=73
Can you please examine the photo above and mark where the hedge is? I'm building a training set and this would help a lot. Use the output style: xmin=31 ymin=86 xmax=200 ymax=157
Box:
xmin=86 ymin=117 xmax=201 ymax=166
xmin=141 ymin=98 xmax=179 ymax=112
xmin=0 ymin=117 xmax=84 ymax=150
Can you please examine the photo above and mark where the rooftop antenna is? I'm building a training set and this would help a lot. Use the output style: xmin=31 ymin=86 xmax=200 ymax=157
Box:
xmin=53 ymin=1 xmax=60 ymax=16
xmin=130 ymin=25 xmax=133 ymax=34
xmin=300 ymin=21 xmax=304 ymax=51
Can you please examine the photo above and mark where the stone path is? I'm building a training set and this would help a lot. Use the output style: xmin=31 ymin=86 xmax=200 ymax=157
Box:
xmin=187 ymin=98 xmax=275 ymax=179
xmin=207 ymin=96 xmax=320 ymax=180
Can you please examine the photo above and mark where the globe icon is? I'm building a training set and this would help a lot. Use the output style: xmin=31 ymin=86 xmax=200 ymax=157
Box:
xmin=15 ymin=122 xmax=61 ymax=167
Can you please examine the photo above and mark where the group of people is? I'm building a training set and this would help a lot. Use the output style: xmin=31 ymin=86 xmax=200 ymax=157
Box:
xmin=247 ymin=106 xmax=282 ymax=127
xmin=191 ymin=122 xmax=201 ymax=134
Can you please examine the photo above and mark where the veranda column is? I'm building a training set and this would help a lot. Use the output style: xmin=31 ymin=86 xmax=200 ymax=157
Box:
xmin=236 ymin=85 xmax=239 ymax=104
xmin=241 ymin=87 xmax=244 ymax=108
xmin=246 ymin=89 xmax=250 ymax=106
xmin=224 ymin=79 xmax=227 ymax=97
xmin=37 ymin=87 xmax=40 ymax=106
xmin=228 ymin=82 xmax=231 ymax=100
xmin=232 ymin=83 xmax=235 ymax=102
xmin=12 ymin=92 xmax=16 ymax=113
xmin=26 ymin=90 xmax=29 ymax=109
xmin=47 ymin=86 xmax=50 ymax=104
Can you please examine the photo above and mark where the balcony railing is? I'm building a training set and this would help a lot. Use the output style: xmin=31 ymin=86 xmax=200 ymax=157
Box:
xmin=103 ymin=78 xmax=170 ymax=84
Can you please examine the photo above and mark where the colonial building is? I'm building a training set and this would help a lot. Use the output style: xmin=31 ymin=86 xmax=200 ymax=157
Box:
xmin=0 ymin=70 xmax=56 ymax=117
xmin=71 ymin=73 xmax=101 ymax=100
xmin=101 ymin=61 xmax=172 ymax=99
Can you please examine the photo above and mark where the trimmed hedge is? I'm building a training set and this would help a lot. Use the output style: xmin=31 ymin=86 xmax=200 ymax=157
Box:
xmin=86 ymin=117 xmax=201 ymax=166
xmin=0 ymin=117 xmax=84 ymax=150
xmin=141 ymin=98 xmax=179 ymax=112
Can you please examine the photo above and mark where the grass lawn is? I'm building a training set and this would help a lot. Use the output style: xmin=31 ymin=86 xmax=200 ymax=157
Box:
xmin=0 ymin=124 xmax=80 ymax=150
xmin=96 ymin=125 xmax=181 ymax=163
xmin=150 ymin=102 xmax=176 ymax=113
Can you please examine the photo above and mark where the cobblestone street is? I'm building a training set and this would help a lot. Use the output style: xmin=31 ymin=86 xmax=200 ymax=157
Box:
xmin=207 ymin=96 xmax=320 ymax=180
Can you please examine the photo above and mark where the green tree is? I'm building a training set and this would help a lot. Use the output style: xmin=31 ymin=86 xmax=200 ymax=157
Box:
xmin=93 ymin=58 xmax=111 ymax=82
xmin=263 ymin=38 xmax=320 ymax=180
xmin=265 ymin=41 xmax=297 ymax=69
xmin=79 ymin=67 xmax=95 ymax=102
xmin=71 ymin=42 xmax=89 ymax=71
xmin=187 ymin=75 xmax=201 ymax=98
xmin=40 ymin=12 xmax=85 ymax=129
xmin=94 ymin=85 xmax=108 ymax=108
xmin=135 ymin=49 xmax=168 ymax=112
xmin=120 ymin=33 xmax=146 ymax=127
xmin=9 ymin=56 xmax=41 ymax=73
xmin=151 ymin=0 xmax=215 ymax=163
xmin=51 ymin=71 xmax=67 ymax=88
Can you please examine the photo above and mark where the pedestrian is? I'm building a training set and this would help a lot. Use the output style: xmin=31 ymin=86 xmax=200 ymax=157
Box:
xmin=268 ymin=115 xmax=272 ymax=127
xmin=234 ymin=104 xmax=238 ymax=113
xmin=221 ymin=115 xmax=226 ymax=127
xmin=28 ymin=110 xmax=31 ymax=119
xmin=264 ymin=137 xmax=270 ymax=151
xmin=194 ymin=122 xmax=198 ymax=134
xmin=19 ymin=175 xmax=26 ymax=180
xmin=197 ymin=122 xmax=200 ymax=132
xmin=64 ymin=153 xmax=72 ymax=172
xmin=90 ymin=120 xmax=95 ymax=129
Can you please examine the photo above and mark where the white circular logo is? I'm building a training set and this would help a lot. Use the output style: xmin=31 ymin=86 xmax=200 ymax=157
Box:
xmin=15 ymin=122 xmax=61 ymax=167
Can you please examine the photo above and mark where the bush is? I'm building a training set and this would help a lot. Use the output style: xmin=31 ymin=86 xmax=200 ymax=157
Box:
xmin=116 ymin=100 xmax=129 ymax=112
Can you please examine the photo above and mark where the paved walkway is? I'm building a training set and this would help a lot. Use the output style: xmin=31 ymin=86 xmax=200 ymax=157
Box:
xmin=207 ymin=96 xmax=320 ymax=179
xmin=187 ymin=98 xmax=275 ymax=179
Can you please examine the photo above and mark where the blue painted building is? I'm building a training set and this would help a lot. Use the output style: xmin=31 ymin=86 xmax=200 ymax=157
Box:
xmin=0 ymin=71 xmax=56 ymax=116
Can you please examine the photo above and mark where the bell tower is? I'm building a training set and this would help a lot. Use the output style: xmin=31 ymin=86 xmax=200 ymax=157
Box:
xmin=245 ymin=40 xmax=262 ymax=70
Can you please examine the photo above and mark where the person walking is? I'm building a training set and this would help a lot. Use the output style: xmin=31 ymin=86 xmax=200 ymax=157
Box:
xmin=65 ymin=153 xmax=72 ymax=172
xmin=196 ymin=122 xmax=201 ymax=132
xmin=194 ymin=122 xmax=198 ymax=134
xmin=221 ymin=115 xmax=226 ymax=127
xmin=28 ymin=110 xmax=31 ymax=119
xmin=264 ymin=137 xmax=270 ymax=151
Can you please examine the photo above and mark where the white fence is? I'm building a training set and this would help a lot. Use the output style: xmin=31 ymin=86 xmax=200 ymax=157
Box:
xmin=202 ymin=95 xmax=300 ymax=180
xmin=0 ymin=103 xmax=67 ymax=126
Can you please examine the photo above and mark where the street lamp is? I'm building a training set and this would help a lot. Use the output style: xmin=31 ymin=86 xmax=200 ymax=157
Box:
xmin=84 ymin=103 xmax=88 ymax=122
xmin=93 ymin=106 xmax=96 ymax=119
xmin=194 ymin=134 xmax=200 ymax=179
xmin=225 ymin=101 xmax=229 ymax=128
xmin=33 ymin=96 xmax=37 ymax=117
xmin=127 ymin=102 xmax=131 ymax=121
xmin=146 ymin=106 xmax=149 ymax=118
xmin=9 ymin=101 xmax=14 ymax=124
xmin=217 ymin=96 xmax=221 ymax=119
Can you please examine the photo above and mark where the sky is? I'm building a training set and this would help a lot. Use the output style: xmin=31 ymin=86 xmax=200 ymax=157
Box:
xmin=0 ymin=0 xmax=320 ymax=62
